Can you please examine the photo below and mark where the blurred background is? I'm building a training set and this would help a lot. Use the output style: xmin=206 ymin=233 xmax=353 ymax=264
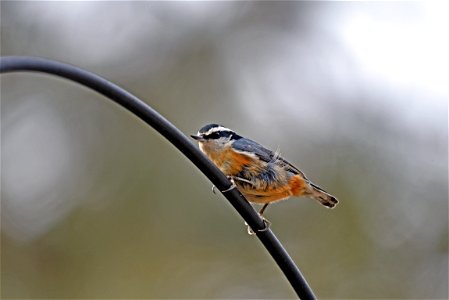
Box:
xmin=1 ymin=2 xmax=447 ymax=299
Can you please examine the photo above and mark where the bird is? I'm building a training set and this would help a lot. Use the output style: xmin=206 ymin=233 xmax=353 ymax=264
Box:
xmin=191 ymin=124 xmax=338 ymax=221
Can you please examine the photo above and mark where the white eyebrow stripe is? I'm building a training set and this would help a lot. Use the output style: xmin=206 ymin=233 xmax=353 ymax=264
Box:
xmin=204 ymin=126 xmax=233 ymax=136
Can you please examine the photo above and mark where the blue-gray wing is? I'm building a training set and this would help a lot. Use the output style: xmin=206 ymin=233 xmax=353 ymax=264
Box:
xmin=232 ymin=138 xmax=308 ymax=179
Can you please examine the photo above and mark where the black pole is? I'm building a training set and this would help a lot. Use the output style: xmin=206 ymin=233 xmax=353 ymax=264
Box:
xmin=0 ymin=56 xmax=316 ymax=299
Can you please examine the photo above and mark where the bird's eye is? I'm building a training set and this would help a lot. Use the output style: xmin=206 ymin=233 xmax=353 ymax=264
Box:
xmin=206 ymin=132 xmax=220 ymax=139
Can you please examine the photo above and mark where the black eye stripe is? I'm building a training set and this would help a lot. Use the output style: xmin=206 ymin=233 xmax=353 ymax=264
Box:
xmin=211 ymin=132 xmax=222 ymax=139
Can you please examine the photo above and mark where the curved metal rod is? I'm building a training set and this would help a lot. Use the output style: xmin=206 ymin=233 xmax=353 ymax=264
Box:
xmin=0 ymin=56 xmax=316 ymax=299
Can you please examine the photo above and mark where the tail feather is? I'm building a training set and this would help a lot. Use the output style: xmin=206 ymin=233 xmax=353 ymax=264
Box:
xmin=308 ymin=182 xmax=338 ymax=208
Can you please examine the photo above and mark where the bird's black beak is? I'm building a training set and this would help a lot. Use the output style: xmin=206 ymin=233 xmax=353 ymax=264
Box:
xmin=191 ymin=134 xmax=205 ymax=141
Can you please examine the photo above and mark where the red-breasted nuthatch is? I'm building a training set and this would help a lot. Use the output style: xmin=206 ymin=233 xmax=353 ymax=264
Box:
xmin=191 ymin=124 xmax=338 ymax=219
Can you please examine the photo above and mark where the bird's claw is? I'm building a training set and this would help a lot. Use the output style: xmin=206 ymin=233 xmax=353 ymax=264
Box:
xmin=211 ymin=176 xmax=237 ymax=194
xmin=245 ymin=216 xmax=271 ymax=236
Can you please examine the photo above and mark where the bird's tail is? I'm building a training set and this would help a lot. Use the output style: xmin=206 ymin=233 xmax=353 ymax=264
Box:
xmin=307 ymin=182 xmax=338 ymax=208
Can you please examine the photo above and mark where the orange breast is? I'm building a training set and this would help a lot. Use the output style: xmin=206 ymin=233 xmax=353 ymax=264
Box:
xmin=210 ymin=146 xmax=254 ymax=176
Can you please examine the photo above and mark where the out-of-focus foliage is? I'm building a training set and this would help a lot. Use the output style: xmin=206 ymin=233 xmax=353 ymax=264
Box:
xmin=1 ymin=2 xmax=447 ymax=299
